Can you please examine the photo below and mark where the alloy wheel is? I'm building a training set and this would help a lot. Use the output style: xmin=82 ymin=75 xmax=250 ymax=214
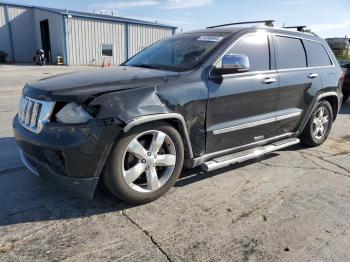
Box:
xmin=122 ymin=130 xmax=176 ymax=193
xmin=312 ymin=106 xmax=330 ymax=140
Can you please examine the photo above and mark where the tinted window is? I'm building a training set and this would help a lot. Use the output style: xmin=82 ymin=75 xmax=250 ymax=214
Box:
xmin=219 ymin=33 xmax=270 ymax=71
xmin=274 ymin=36 xmax=306 ymax=69
xmin=304 ymin=40 xmax=332 ymax=67
xmin=125 ymin=33 xmax=229 ymax=72
xmin=102 ymin=44 xmax=113 ymax=57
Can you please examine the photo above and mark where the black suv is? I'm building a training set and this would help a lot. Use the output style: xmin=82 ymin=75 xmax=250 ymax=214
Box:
xmin=13 ymin=26 xmax=342 ymax=203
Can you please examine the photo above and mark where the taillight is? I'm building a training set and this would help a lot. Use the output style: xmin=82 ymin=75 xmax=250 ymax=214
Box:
xmin=341 ymin=70 xmax=345 ymax=85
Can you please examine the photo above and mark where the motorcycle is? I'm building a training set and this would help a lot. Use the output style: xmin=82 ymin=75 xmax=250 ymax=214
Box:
xmin=33 ymin=49 xmax=46 ymax=66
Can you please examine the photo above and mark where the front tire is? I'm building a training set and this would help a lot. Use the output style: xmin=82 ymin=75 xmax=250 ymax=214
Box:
xmin=300 ymin=100 xmax=333 ymax=147
xmin=103 ymin=122 xmax=184 ymax=204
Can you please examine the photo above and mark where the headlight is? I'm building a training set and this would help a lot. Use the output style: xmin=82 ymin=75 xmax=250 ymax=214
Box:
xmin=56 ymin=102 xmax=93 ymax=124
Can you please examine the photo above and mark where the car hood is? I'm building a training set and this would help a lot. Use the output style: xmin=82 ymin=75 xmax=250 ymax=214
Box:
xmin=25 ymin=66 xmax=180 ymax=101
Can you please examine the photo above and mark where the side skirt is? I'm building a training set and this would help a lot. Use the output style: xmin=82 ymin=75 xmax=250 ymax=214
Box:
xmin=186 ymin=132 xmax=296 ymax=168
xmin=201 ymin=137 xmax=300 ymax=172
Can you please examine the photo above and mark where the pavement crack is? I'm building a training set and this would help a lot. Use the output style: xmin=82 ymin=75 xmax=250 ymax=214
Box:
xmin=301 ymin=151 xmax=350 ymax=178
xmin=260 ymin=161 xmax=319 ymax=171
xmin=121 ymin=210 xmax=173 ymax=262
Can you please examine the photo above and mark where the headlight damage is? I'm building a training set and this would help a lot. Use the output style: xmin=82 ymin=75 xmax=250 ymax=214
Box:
xmin=56 ymin=102 xmax=93 ymax=124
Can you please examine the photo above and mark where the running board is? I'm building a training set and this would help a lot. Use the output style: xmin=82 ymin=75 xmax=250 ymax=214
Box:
xmin=201 ymin=138 xmax=300 ymax=172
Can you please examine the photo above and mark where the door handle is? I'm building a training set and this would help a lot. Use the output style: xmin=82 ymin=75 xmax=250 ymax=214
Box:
xmin=262 ymin=77 xmax=276 ymax=84
xmin=308 ymin=73 xmax=319 ymax=79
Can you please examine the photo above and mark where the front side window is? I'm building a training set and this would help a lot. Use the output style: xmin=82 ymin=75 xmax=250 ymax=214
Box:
xmin=274 ymin=36 xmax=306 ymax=69
xmin=102 ymin=44 xmax=113 ymax=57
xmin=124 ymin=33 xmax=230 ymax=72
xmin=216 ymin=33 xmax=270 ymax=72
xmin=303 ymin=40 xmax=332 ymax=67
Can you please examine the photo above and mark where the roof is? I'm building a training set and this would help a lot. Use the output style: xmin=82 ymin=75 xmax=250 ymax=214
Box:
xmin=0 ymin=1 xmax=177 ymax=29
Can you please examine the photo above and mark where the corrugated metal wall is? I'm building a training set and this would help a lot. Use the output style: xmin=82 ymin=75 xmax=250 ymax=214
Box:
xmin=67 ymin=17 xmax=174 ymax=66
xmin=128 ymin=24 xmax=173 ymax=57
xmin=0 ymin=4 xmax=64 ymax=63
xmin=0 ymin=5 xmax=64 ymax=63
xmin=1 ymin=4 xmax=175 ymax=66
xmin=67 ymin=17 xmax=125 ymax=66
xmin=0 ymin=5 xmax=12 ymax=59
xmin=7 ymin=6 xmax=36 ymax=62
xmin=33 ymin=9 xmax=65 ymax=63
xmin=0 ymin=5 xmax=36 ymax=62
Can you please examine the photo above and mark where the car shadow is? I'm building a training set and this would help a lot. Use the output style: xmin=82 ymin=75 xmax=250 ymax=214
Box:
xmin=339 ymin=100 xmax=350 ymax=114
xmin=0 ymin=136 xmax=278 ymax=227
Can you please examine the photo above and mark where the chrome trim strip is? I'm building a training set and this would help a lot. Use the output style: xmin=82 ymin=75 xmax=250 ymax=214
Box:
xmin=123 ymin=113 xmax=194 ymax=158
xmin=275 ymin=111 xmax=302 ymax=121
xmin=20 ymin=150 xmax=39 ymax=176
xmin=191 ymin=132 xmax=295 ymax=167
xmin=213 ymin=117 xmax=275 ymax=135
xmin=212 ymin=111 xmax=301 ymax=135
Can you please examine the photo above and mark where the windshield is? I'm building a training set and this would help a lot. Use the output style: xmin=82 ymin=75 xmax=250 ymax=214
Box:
xmin=124 ymin=33 xmax=229 ymax=72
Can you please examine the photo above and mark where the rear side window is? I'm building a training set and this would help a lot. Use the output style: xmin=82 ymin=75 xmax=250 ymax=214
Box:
xmin=224 ymin=33 xmax=270 ymax=71
xmin=303 ymin=40 xmax=332 ymax=67
xmin=274 ymin=36 xmax=306 ymax=69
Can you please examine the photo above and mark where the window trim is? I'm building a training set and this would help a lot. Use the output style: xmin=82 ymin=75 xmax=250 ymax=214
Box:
xmin=101 ymin=44 xmax=114 ymax=57
xmin=209 ymin=31 xmax=335 ymax=78
xmin=272 ymin=33 xmax=335 ymax=71
xmin=302 ymin=39 xmax=333 ymax=68
xmin=273 ymin=35 xmax=308 ymax=70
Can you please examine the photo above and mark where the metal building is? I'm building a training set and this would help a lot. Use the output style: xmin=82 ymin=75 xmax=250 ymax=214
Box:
xmin=0 ymin=2 xmax=176 ymax=66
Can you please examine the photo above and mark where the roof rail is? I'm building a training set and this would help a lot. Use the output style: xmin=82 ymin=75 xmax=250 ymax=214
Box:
xmin=283 ymin=26 xmax=307 ymax=32
xmin=206 ymin=20 xmax=275 ymax=29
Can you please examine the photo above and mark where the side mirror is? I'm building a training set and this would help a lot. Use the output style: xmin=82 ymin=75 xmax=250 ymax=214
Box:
xmin=212 ymin=54 xmax=250 ymax=76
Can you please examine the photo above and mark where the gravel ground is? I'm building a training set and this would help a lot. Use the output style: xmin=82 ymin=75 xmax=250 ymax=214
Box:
xmin=1 ymin=64 xmax=350 ymax=262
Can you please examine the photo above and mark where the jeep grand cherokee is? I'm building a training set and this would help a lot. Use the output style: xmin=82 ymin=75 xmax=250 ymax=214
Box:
xmin=13 ymin=26 xmax=342 ymax=203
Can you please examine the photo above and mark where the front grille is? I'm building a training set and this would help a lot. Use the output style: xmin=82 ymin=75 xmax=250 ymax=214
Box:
xmin=18 ymin=96 xmax=55 ymax=133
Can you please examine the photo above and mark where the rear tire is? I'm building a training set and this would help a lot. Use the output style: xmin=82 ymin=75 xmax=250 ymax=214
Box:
xmin=103 ymin=122 xmax=184 ymax=204
xmin=300 ymin=100 xmax=333 ymax=147
xmin=343 ymin=94 xmax=349 ymax=103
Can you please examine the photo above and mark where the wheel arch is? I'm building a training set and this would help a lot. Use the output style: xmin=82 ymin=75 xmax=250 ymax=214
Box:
xmin=123 ymin=113 xmax=194 ymax=159
xmin=320 ymin=95 xmax=339 ymax=121
xmin=298 ymin=91 xmax=340 ymax=135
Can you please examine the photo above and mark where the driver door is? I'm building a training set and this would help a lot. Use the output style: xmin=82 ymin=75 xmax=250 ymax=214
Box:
xmin=206 ymin=33 xmax=279 ymax=153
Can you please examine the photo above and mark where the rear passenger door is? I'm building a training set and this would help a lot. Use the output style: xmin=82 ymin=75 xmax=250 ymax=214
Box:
xmin=273 ymin=35 xmax=323 ymax=135
xmin=303 ymin=40 xmax=336 ymax=93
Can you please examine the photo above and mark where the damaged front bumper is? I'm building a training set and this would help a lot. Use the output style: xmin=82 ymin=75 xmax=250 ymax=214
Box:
xmin=13 ymin=115 xmax=123 ymax=199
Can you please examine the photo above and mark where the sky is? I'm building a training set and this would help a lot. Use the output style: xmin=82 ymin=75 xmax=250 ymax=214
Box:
xmin=5 ymin=0 xmax=350 ymax=38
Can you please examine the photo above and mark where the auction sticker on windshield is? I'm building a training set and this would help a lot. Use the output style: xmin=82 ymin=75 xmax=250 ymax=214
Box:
xmin=197 ymin=35 xmax=224 ymax=42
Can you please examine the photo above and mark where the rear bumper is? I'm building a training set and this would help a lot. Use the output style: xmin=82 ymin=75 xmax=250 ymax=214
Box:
xmin=13 ymin=115 xmax=123 ymax=199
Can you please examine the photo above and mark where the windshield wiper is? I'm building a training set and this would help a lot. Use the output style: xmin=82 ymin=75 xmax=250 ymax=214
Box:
xmin=131 ymin=64 xmax=161 ymax=69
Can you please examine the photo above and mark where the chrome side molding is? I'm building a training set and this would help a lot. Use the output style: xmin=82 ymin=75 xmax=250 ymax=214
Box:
xmin=212 ymin=111 xmax=301 ymax=135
